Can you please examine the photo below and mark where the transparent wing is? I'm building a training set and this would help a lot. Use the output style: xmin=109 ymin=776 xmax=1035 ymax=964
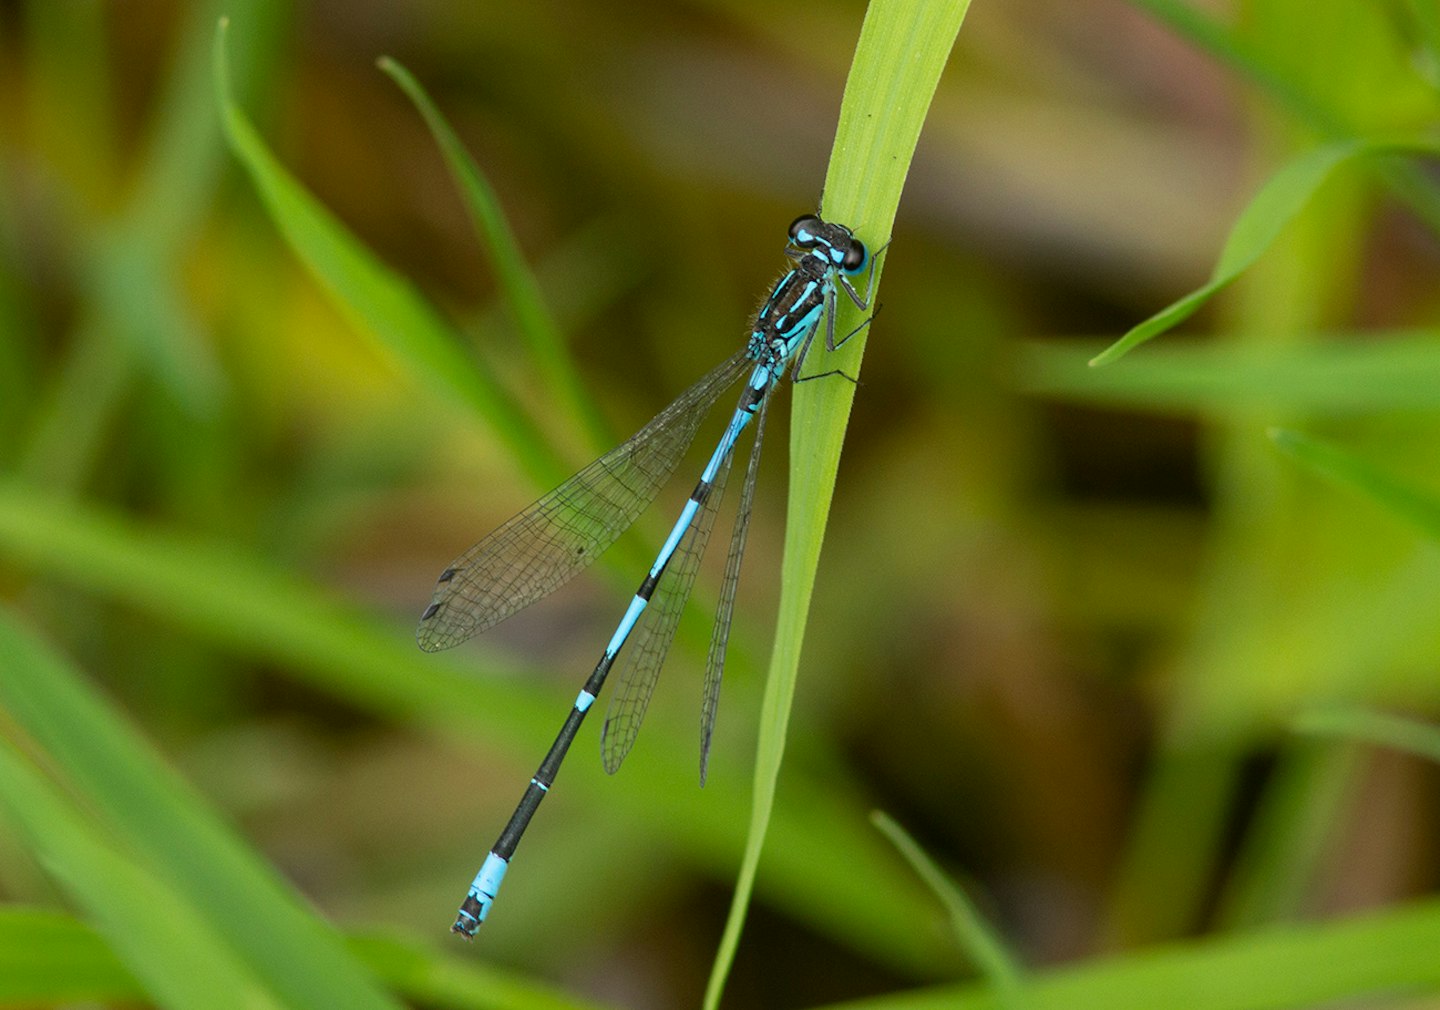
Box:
xmin=700 ymin=392 xmax=770 ymax=785
xmin=600 ymin=446 xmax=735 ymax=774
xmin=417 ymin=351 xmax=751 ymax=652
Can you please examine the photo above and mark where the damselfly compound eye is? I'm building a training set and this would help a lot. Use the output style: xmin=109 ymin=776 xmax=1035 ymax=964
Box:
xmin=842 ymin=242 xmax=867 ymax=273
xmin=788 ymin=214 xmax=822 ymax=244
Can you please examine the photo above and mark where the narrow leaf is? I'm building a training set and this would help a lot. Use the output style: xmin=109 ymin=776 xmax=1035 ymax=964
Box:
xmin=377 ymin=56 xmax=613 ymax=450
xmin=814 ymin=897 xmax=1440 ymax=1009
xmin=1270 ymin=427 xmax=1440 ymax=541
xmin=1091 ymin=137 xmax=1440 ymax=366
xmin=871 ymin=811 xmax=1025 ymax=1004
xmin=1296 ymin=707 xmax=1440 ymax=765
xmin=0 ymin=739 xmax=284 ymax=1010
xmin=0 ymin=610 xmax=404 ymax=1010
xmin=213 ymin=19 xmax=563 ymax=489
xmin=0 ymin=908 xmax=141 ymax=1004
xmin=1020 ymin=330 xmax=1440 ymax=416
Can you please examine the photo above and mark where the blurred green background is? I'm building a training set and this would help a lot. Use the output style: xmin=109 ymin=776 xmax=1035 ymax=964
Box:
xmin=4 ymin=0 xmax=1440 ymax=1008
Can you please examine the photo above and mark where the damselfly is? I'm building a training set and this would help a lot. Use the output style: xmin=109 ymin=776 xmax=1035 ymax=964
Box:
xmin=419 ymin=214 xmax=880 ymax=936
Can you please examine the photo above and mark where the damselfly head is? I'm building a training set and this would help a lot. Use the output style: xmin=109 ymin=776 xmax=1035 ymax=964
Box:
xmin=788 ymin=214 xmax=869 ymax=276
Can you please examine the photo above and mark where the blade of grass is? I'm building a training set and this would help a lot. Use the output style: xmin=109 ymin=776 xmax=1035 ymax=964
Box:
xmin=377 ymin=56 xmax=614 ymax=452
xmin=1211 ymin=740 xmax=1359 ymax=931
xmin=704 ymin=1 xmax=972 ymax=1005
xmin=819 ymin=896 xmax=1440 ymax=1010
xmin=213 ymin=19 xmax=565 ymax=490
xmin=0 ymin=908 xmax=142 ymax=1004
xmin=0 ymin=610 xmax=404 ymax=1010
xmin=1020 ymin=330 xmax=1440 ymax=415
xmin=1269 ymin=427 xmax=1440 ymax=540
xmin=347 ymin=932 xmax=620 ymax=1010
xmin=15 ymin=318 xmax=137 ymax=490
xmin=0 ymin=737 xmax=285 ymax=1010
xmin=1296 ymin=706 xmax=1440 ymax=764
xmin=1091 ymin=136 xmax=1440 ymax=366
xmin=870 ymin=812 xmax=1025 ymax=1006
xmin=1101 ymin=20 xmax=1429 ymax=947
xmin=0 ymin=906 xmax=621 ymax=1010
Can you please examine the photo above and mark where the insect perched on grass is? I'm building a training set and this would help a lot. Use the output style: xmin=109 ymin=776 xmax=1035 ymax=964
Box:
xmin=418 ymin=214 xmax=882 ymax=936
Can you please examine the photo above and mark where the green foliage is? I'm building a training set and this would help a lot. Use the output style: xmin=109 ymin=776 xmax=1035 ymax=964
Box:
xmin=1090 ymin=138 xmax=1440 ymax=366
xmin=870 ymin=811 xmax=1025 ymax=1006
xmin=214 ymin=20 xmax=563 ymax=490
xmin=377 ymin=57 xmax=615 ymax=452
xmin=1296 ymin=707 xmax=1440 ymax=765
xmin=0 ymin=611 xmax=398 ymax=1009
xmin=1270 ymin=428 xmax=1440 ymax=538
xmin=825 ymin=897 xmax=1440 ymax=1009
xmin=3 ymin=0 xmax=1440 ymax=1007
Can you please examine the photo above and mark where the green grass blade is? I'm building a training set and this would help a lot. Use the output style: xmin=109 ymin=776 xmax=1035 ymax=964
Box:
xmin=1296 ymin=706 xmax=1440 ymax=765
xmin=1269 ymin=427 xmax=1440 ymax=540
xmin=1210 ymin=742 xmax=1358 ymax=932
xmin=0 ymin=737 xmax=284 ymax=1010
xmin=125 ymin=0 xmax=281 ymax=244
xmin=817 ymin=897 xmax=1440 ymax=1010
xmin=0 ymin=476 xmax=525 ymax=728
xmin=347 ymin=932 xmax=620 ymax=1010
xmin=15 ymin=318 xmax=137 ymax=490
xmin=704 ymin=2 xmax=972 ymax=1006
xmin=0 ymin=611 xmax=404 ymax=1010
xmin=0 ymin=907 xmax=620 ymax=1010
xmin=376 ymin=56 xmax=613 ymax=452
xmin=870 ymin=812 xmax=1025 ymax=1004
xmin=0 ymin=908 xmax=142 ymax=1004
xmin=213 ymin=19 xmax=564 ymax=489
xmin=1020 ymin=330 xmax=1440 ymax=415
xmin=1091 ymin=136 xmax=1440 ymax=366
xmin=80 ymin=230 xmax=225 ymax=415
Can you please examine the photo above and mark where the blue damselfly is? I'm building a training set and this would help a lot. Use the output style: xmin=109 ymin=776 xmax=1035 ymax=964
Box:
xmin=419 ymin=214 xmax=880 ymax=935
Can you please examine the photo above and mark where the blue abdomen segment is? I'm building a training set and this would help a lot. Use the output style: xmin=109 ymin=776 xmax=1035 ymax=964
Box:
xmin=453 ymin=851 xmax=509 ymax=937
xmin=601 ymin=405 xmax=754 ymax=661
